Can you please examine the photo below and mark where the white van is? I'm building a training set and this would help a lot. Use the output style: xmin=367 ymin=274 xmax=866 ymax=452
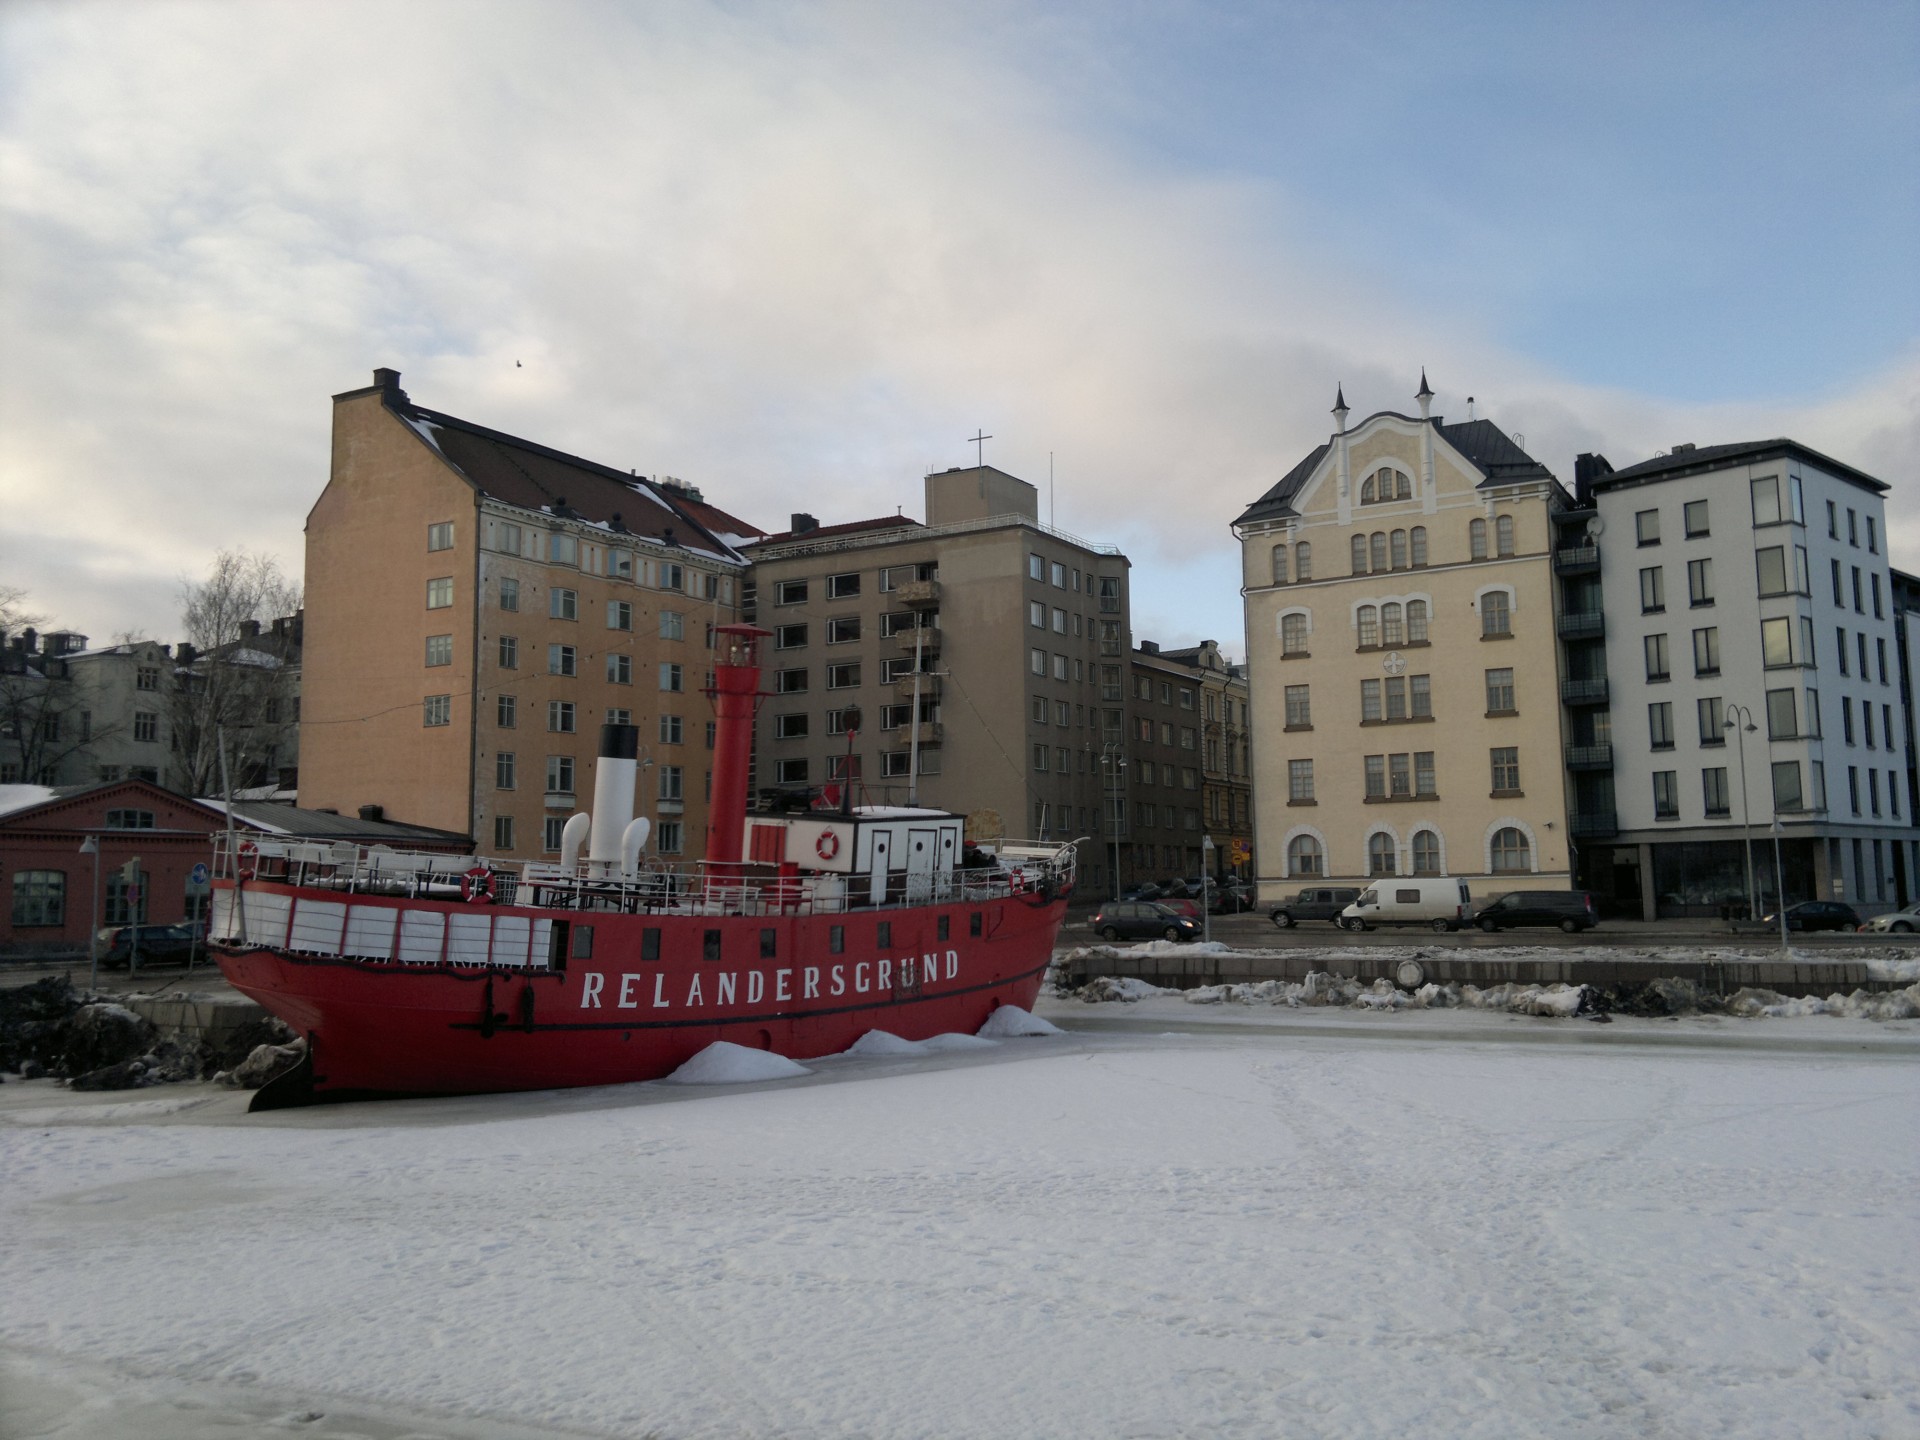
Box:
xmin=1338 ymin=878 xmax=1472 ymax=932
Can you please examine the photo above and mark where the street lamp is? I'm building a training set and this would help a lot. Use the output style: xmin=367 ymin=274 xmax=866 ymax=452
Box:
xmin=1724 ymin=705 xmax=1760 ymax=925
xmin=78 ymin=833 xmax=100 ymax=991
xmin=1100 ymin=741 xmax=1127 ymax=900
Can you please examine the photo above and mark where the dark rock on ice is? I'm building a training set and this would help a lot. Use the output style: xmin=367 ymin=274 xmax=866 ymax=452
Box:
xmin=228 ymin=1037 xmax=307 ymax=1089
xmin=69 ymin=1058 xmax=147 ymax=1091
xmin=60 ymin=1003 xmax=158 ymax=1077
xmin=0 ymin=976 xmax=85 ymax=1073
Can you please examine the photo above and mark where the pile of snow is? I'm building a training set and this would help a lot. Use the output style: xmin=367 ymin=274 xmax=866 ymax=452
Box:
xmin=1074 ymin=976 xmax=1173 ymax=1003
xmin=661 ymin=1042 xmax=811 ymax=1084
xmin=1460 ymin=982 xmax=1596 ymax=1017
xmin=1727 ymin=983 xmax=1920 ymax=1020
xmin=844 ymin=1030 xmax=999 ymax=1057
xmin=976 ymin=1005 xmax=1063 ymax=1037
xmin=1867 ymin=956 xmax=1920 ymax=982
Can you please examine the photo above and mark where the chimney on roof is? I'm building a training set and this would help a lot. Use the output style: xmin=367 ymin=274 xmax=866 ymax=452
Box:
xmin=1140 ymin=640 xmax=1160 ymax=655
xmin=359 ymin=803 xmax=384 ymax=822
xmin=609 ymin=512 xmax=630 ymax=534
xmin=373 ymin=367 xmax=401 ymax=391
xmin=791 ymin=512 xmax=818 ymax=535
xmin=1672 ymin=442 xmax=1696 ymax=454
xmin=175 ymin=642 xmax=197 ymax=666
xmin=241 ymin=619 xmax=261 ymax=639
xmin=21 ymin=628 xmax=37 ymax=653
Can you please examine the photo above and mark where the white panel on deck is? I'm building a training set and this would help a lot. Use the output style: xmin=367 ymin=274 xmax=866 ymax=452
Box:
xmin=398 ymin=909 xmax=446 ymax=964
xmin=530 ymin=918 xmax=553 ymax=970
xmin=288 ymin=899 xmax=347 ymax=955
xmin=492 ymin=914 xmax=531 ymax=968
xmin=242 ymin=891 xmax=291 ymax=948
xmin=343 ymin=905 xmax=398 ymax=960
xmin=211 ymin=890 xmax=239 ymax=943
xmin=447 ymin=911 xmax=492 ymax=966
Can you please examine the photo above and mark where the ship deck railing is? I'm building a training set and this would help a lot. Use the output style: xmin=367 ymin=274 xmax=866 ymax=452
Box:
xmin=211 ymin=834 xmax=1080 ymax=919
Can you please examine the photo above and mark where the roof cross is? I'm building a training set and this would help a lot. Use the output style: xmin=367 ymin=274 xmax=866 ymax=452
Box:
xmin=968 ymin=430 xmax=993 ymax=467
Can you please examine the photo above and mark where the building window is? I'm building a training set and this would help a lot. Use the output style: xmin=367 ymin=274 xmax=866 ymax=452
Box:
xmin=543 ymin=816 xmax=565 ymax=851
xmin=776 ymin=624 xmax=808 ymax=650
xmin=423 ymin=694 xmax=451 ymax=726
xmin=1271 ymin=613 xmax=1307 ymax=661
xmin=659 ymin=714 xmax=683 ymax=745
xmin=546 ymin=755 xmax=575 ymax=794
xmin=104 ymin=873 xmax=146 ymax=926
xmin=774 ymin=713 xmax=809 ymax=740
xmin=1683 ymin=500 xmax=1709 ymax=537
xmin=493 ymin=815 xmax=515 ymax=850
xmin=1284 ymin=684 xmax=1311 ymax=728
xmin=136 ymin=666 xmax=159 ymax=692
xmin=1635 ymin=509 xmax=1660 ymax=546
xmin=1687 ymin=558 xmax=1713 ymax=606
xmin=1364 ymin=754 xmax=1386 ymax=799
xmin=1480 ymin=592 xmax=1510 ymax=638
xmin=1698 ymin=695 xmax=1725 ymax=745
xmin=1408 ymin=528 xmax=1426 ymax=568
xmin=603 ymin=600 xmax=632 ymax=632
xmin=1288 ymin=759 xmax=1314 ymax=802
xmin=1368 ymin=832 xmax=1397 ymax=875
xmin=1370 ymin=533 xmax=1388 ymax=572
xmin=1692 ymin=627 xmax=1719 ymax=676
xmin=497 ymin=694 xmax=516 ymax=728
xmin=1287 ymin=835 xmax=1321 ymax=876
xmin=1054 ymin=654 xmax=1069 ymax=681
xmin=826 ymin=572 xmax=861 ymax=599
xmin=133 ymin=711 xmax=159 ymax=742
xmin=548 ymin=643 xmax=577 ymax=677
xmin=1644 ymin=633 xmax=1670 ymax=682
xmin=427 ymin=577 xmax=454 ymax=608
xmin=659 ymin=765 xmax=683 ymax=801
xmin=1653 ymin=771 xmax=1679 ymax=819
xmin=775 ymin=758 xmax=809 ymax=784
xmin=1028 ymin=553 xmax=1044 ymax=581
xmin=549 ymin=587 xmax=577 ymax=620
xmin=1702 ymin=768 xmax=1730 ymax=817
xmin=1357 ymin=605 xmax=1379 ymax=648
xmin=774 ymin=668 xmax=808 ymax=694
xmin=1649 ymin=701 xmax=1674 ymax=750
xmin=1485 ymin=668 xmax=1515 ymax=713
xmin=1491 ymin=746 xmax=1520 ymax=792
xmin=548 ymin=700 xmax=576 ymax=733
xmin=659 ymin=663 xmax=684 ymax=692
xmin=1639 ymin=566 xmax=1664 ymax=612
xmin=827 ymin=616 xmax=861 ymax=644
xmin=1469 ymin=518 xmax=1488 ymax=561
xmin=1761 ymin=617 xmax=1795 ymax=668
xmin=773 ymin=579 xmax=810 ymax=607
xmin=1411 ymin=830 xmax=1440 ymax=875
xmin=1755 ymin=547 xmax=1790 ymax=597
xmin=498 ymin=635 xmax=518 ymax=669
xmin=499 ymin=577 xmax=520 ymax=611
xmin=1751 ymin=473 xmax=1801 ymax=526
xmin=656 ymin=821 xmax=684 ymax=854
xmin=1406 ymin=600 xmax=1428 ymax=643
xmin=881 ymin=751 xmax=911 ymax=778
xmin=1270 ymin=545 xmax=1289 ymax=585
xmin=609 ymin=549 xmax=633 ymax=580
xmin=10 ymin=871 xmax=65 ymax=928
xmin=1352 ymin=534 xmax=1370 ymax=573
xmin=1494 ymin=515 xmax=1515 ymax=557
xmin=827 ymin=663 xmax=861 ymax=689
xmin=104 ymin=809 xmax=154 ymax=829
xmin=1490 ymin=826 xmax=1531 ymax=873
xmin=1765 ymin=688 xmax=1798 ymax=740
xmin=496 ymin=752 xmax=516 ymax=789
xmin=607 ymin=654 xmax=631 ymax=684
xmin=1390 ymin=530 xmax=1409 ymax=570
xmin=1029 ymin=600 xmax=1045 ymax=628
xmin=659 ymin=562 xmax=685 ymax=593
xmin=548 ymin=532 xmax=578 ymax=567
xmin=1771 ymin=760 xmax=1804 ymax=813
xmin=427 ymin=521 xmax=454 ymax=551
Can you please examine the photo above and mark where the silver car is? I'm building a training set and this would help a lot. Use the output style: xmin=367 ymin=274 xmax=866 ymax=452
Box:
xmin=1861 ymin=904 xmax=1920 ymax=934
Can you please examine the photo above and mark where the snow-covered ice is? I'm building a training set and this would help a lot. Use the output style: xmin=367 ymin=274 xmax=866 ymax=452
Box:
xmin=2 ymin=1007 xmax=1916 ymax=1439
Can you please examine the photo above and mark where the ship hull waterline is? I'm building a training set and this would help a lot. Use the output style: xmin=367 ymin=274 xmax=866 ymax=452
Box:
xmin=213 ymin=885 xmax=1065 ymax=1107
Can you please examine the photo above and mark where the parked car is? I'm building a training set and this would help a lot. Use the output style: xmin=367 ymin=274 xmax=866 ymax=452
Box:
xmin=98 ymin=921 xmax=204 ymax=967
xmin=1208 ymin=884 xmax=1257 ymax=914
xmin=1155 ymin=896 xmax=1204 ymax=921
xmin=1270 ymin=886 xmax=1362 ymax=928
xmin=1860 ymin=904 xmax=1920 ymax=934
xmin=1760 ymin=900 xmax=1861 ymax=933
xmin=1338 ymin=878 xmax=1473 ymax=932
xmin=1088 ymin=902 xmax=1203 ymax=943
xmin=1475 ymin=890 xmax=1599 ymax=934
xmin=1122 ymin=883 xmax=1165 ymax=902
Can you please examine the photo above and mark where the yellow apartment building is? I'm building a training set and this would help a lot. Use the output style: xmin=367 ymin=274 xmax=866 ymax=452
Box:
xmin=1235 ymin=378 xmax=1573 ymax=901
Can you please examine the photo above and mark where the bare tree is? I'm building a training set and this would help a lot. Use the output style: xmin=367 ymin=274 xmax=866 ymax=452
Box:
xmin=0 ymin=584 xmax=96 ymax=785
xmin=169 ymin=551 xmax=303 ymax=796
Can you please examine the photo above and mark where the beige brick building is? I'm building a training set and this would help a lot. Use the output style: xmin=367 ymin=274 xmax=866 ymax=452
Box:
xmin=1235 ymin=379 xmax=1573 ymax=899
xmin=741 ymin=465 xmax=1133 ymax=891
xmin=301 ymin=369 xmax=758 ymax=856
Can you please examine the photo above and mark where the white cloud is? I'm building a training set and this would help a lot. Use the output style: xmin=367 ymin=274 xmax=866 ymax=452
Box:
xmin=0 ymin=0 xmax=1911 ymax=658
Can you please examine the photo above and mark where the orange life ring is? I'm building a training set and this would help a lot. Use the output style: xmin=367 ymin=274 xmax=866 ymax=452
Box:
xmin=461 ymin=865 xmax=497 ymax=904
xmin=815 ymin=830 xmax=840 ymax=861
xmin=236 ymin=841 xmax=259 ymax=881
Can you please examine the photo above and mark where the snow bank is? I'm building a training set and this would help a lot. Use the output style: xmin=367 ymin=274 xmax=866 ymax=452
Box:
xmin=976 ymin=1005 xmax=1063 ymax=1037
xmin=661 ymin=1042 xmax=811 ymax=1084
xmin=845 ymin=1030 xmax=1000 ymax=1057
xmin=1075 ymin=976 xmax=1173 ymax=1003
xmin=1727 ymin=982 xmax=1920 ymax=1020
xmin=1867 ymin=957 xmax=1920 ymax=982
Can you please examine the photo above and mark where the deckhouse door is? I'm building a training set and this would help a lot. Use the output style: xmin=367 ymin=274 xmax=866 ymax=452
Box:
xmin=905 ymin=827 xmax=937 ymax=904
xmin=869 ymin=828 xmax=892 ymax=906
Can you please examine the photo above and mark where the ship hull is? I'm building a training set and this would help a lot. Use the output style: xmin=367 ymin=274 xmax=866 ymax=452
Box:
xmin=213 ymin=883 xmax=1063 ymax=1104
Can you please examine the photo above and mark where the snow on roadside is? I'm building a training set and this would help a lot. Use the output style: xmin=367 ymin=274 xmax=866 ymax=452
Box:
xmin=661 ymin=1041 xmax=811 ymax=1084
xmin=844 ymin=1030 xmax=999 ymax=1057
xmin=1868 ymin=956 xmax=1920 ymax=981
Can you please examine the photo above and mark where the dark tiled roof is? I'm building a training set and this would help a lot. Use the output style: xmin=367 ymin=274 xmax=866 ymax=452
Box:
xmin=205 ymin=800 xmax=473 ymax=848
xmin=1597 ymin=439 xmax=1887 ymax=494
xmin=748 ymin=516 xmax=925 ymax=547
xmin=1234 ymin=441 xmax=1330 ymax=525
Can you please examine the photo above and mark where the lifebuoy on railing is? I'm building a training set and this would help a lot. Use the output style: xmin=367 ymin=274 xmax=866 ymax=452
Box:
xmin=236 ymin=841 xmax=259 ymax=880
xmin=461 ymin=865 xmax=498 ymax=904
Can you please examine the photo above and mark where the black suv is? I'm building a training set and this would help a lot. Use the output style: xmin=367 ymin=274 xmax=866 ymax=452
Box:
xmin=1270 ymin=886 xmax=1362 ymax=928
xmin=1761 ymin=900 xmax=1861 ymax=933
xmin=1474 ymin=891 xmax=1599 ymax=934
xmin=99 ymin=922 xmax=205 ymax=967
xmin=1089 ymin=902 xmax=1202 ymax=943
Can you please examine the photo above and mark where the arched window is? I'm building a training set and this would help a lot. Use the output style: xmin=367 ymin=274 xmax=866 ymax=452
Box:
xmin=1411 ymin=830 xmax=1441 ymax=875
xmin=1410 ymin=526 xmax=1428 ymax=567
xmin=1288 ymin=834 xmax=1322 ymax=876
xmin=1357 ymin=605 xmax=1379 ymax=648
xmin=1407 ymin=599 xmax=1429 ymax=643
xmin=1368 ymin=833 xmax=1397 ymax=876
xmin=1271 ymin=545 xmax=1288 ymax=585
xmin=1381 ymin=603 xmax=1404 ymax=646
xmin=1496 ymin=514 xmax=1515 ymax=557
xmin=1481 ymin=591 xmax=1511 ymax=638
xmin=1351 ymin=535 xmax=1368 ymax=574
xmin=1281 ymin=613 xmax=1309 ymax=655
xmin=1370 ymin=532 xmax=1388 ymax=572
xmin=1390 ymin=530 xmax=1408 ymax=569
xmin=1295 ymin=542 xmax=1312 ymax=581
xmin=1469 ymin=518 xmax=1488 ymax=561
xmin=1491 ymin=826 xmax=1531 ymax=873
xmin=1360 ymin=474 xmax=1377 ymax=503
xmin=1400 ymin=472 xmax=1412 ymax=499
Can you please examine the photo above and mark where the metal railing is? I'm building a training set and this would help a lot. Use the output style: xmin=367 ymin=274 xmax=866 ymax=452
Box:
xmin=1559 ymin=677 xmax=1610 ymax=705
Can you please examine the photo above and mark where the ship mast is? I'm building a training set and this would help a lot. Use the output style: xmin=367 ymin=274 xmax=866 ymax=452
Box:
xmin=704 ymin=624 xmax=770 ymax=872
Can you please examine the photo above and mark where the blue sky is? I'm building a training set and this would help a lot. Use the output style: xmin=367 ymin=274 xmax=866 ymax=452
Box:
xmin=1 ymin=0 xmax=1914 ymax=655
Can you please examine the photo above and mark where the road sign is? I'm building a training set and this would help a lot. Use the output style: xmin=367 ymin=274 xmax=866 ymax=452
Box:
xmin=189 ymin=862 xmax=211 ymax=891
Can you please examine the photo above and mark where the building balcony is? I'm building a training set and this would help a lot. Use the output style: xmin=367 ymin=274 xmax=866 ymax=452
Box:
xmin=892 ymin=626 xmax=941 ymax=655
xmin=1557 ymin=610 xmax=1606 ymax=640
xmin=1564 ymin=743 xmax=1614 ymax=771
xmin=913 ymin=721 xmax=944 ymax=747
xmin=1570 ymin=809 xmax=1618 ymax=839
xmin=1559 ymin=677 xmax=1610 ymax=706
xmin=893 ymin=579 xmax=940 ymax=606
xmin=893 ymin=673 xmax=941 ymax=698
xmin=1553 ymin=542 xmax=1600 ymax=575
